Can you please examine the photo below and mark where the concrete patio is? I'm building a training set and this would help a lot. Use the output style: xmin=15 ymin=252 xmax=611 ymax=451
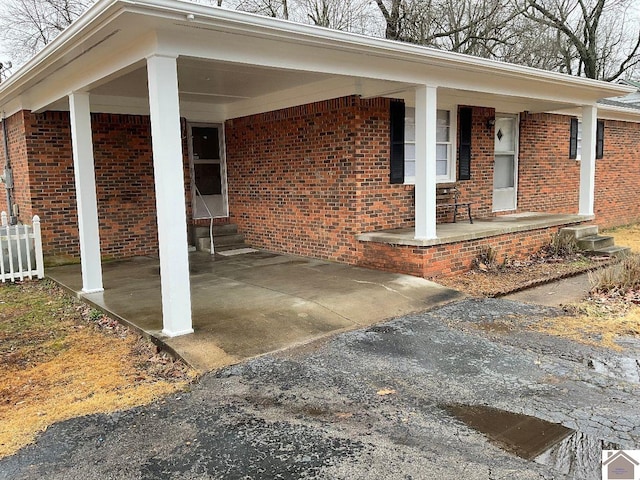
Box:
xmin=48 ymin=251 xmax=464 ymax=372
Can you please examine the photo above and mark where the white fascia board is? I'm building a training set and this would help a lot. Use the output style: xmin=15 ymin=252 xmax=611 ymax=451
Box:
xmin=0 ymin=0 xmax=126 ymax=107
xmin=1 ymin=0 xmax=636 ymax=113
xmin=225 ymin=77 xmax=363 ymax=119
xmin=126 ymin=0 xmax=634 ymax=100
xmin=596 ymin=104 xmax=640 ymax=123
xmin=84 ymin=94 xmax=150 ymax=115
xmin=179 ymin=101 xmax=226 ymax=123
xmin=28 ymin=36 xmax=155 ymax=112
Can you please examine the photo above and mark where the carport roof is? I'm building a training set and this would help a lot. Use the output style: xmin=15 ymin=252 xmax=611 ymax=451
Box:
xmin=0 ymin=0 xmax=636 ymax=119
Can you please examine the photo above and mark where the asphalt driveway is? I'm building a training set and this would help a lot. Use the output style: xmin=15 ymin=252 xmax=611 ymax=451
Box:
xmin=1 ymin=298 xmax=639 ymax=479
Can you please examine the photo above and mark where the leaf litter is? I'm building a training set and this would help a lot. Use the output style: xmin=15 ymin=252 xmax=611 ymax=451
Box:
xmin=0 ymin=280 xmax=196 ymax=458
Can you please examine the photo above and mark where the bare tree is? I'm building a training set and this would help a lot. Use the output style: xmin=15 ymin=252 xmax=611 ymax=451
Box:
xmin=297 ymin=0 xmax=372 ymax=30
xmin=234 ymin=0 xmax=289 ymax=19
xmin=372 ymin=0 xmax=520 ymax=57
xmin=519 ymin=0 xmax=640 ymax=80
xmin=0 ymin=0 xmax=94 ymax=63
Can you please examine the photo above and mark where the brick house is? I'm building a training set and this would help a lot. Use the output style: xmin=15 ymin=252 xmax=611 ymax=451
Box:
xmin=0 ymin=0 xmax=639 ymax=336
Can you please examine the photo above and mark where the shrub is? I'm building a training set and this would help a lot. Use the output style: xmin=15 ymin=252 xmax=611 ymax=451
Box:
xmin=548 ymin=232 xmax=579 ymax=257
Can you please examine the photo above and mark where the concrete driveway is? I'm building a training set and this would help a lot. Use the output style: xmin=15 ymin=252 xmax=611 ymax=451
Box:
xmin=48 ymin=251 xmax=464 ymax=371
xmin=2 ymin=297 xmax=638 ymax=479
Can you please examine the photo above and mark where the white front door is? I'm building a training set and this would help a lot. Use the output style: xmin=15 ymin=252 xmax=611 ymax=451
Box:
xmin=493 ymin=114 xmax=519 ymax=212
xmin=189 ymin=124 xmax=228 ymax=218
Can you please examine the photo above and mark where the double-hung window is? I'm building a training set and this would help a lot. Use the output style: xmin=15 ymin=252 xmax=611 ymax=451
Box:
xmin=404 ymin=107 xmax=457 ymax=184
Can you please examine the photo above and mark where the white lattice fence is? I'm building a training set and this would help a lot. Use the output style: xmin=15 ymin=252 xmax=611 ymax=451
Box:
xmin=0 ymin=212 xmax=45 ymax=282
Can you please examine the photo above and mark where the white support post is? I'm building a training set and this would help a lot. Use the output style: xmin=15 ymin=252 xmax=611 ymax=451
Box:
xmin=414 ymin=85 xmax=438 ymax=240
xmin=147 ymin=54 xmax=194 ymax=337
xmin=69 ymin=91 xmax=104 ymax=293
xmin=579 ymin=105 xmax=597 ymax=216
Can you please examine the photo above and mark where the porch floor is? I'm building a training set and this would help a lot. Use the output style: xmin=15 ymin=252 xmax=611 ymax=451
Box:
xmin=47 ymin=251 xmax=464 ymax=372
xmin=357 ymin=212 xmax=593 ymax=246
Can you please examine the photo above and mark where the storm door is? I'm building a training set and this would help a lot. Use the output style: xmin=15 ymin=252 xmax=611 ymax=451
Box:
xmin=492 ymin=114 xmax=519 ymax=212
xmin=189 ymin=124 xmax=228 ymax=218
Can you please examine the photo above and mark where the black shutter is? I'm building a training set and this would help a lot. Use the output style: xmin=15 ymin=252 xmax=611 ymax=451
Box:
xmin=569 ymin=117 xmax=578 ymax=159
xmin=458 ymin=107 xmax=472 ymax=180
xmin=389 ymin=100 xmax=405 ymax=184
xmin=596 ymin=120 xmax=605 ymax=159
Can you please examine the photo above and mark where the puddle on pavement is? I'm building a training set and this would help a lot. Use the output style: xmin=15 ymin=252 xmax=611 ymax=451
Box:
xmin=446 ymin=404 xmax=621 ymax=479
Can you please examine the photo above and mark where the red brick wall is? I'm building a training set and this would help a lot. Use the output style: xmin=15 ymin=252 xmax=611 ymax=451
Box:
xmin=0 ymin=111 xmax=32 ymax=219
xmin=5 ymin=111 xmax=168 ymax=261
xmin=226 ymin=96 xmax=415 ymax=263
xmin=517 ymin=112 xmax=580 ymax=214
xmin=91 ymin=113 xmax=159 ymax=259
xmin=358 ymin=223 xmax=578 ymax=278
xmin=595 ymin=119 xmax=640 ymax=228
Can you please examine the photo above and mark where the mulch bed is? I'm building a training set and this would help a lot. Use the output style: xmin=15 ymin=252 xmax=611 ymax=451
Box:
xmin=437 ymin=252 xmax=616 ymax=298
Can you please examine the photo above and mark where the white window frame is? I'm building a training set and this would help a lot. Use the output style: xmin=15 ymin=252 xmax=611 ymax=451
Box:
xmin=404 ymin=106 xmax=457 ymax=184
xmin=576 ymin=119 xmax=583 ymax=161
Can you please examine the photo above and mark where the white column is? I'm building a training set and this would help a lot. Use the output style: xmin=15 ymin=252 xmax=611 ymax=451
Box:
xmin=414 ymin=85 xmax=438 ymax=239
xmin=69 ymin=92 xmax=104 ymax=294
xmin=147 ymin=54 xmax=193 ymax=337
xmin=579 ymin=105 xmax=597 ymax=216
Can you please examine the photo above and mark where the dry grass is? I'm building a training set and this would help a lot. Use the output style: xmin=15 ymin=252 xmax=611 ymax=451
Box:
xmin=531 ymin=251 xmax=640 ymax=350
xmin=605 ymin=224 xmax=640 ymax=253
xmin=532 ymin=303 xmax=640 ymax=351
xmin=0 ymin=281 xmax=196 ymax=458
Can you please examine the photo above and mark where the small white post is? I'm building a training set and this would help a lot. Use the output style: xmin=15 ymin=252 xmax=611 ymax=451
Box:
xmin=33 ymin=215 xmax=44 ymax=279
xmin=6 ymin=219 xmax=14 ymax=281
xmin=0 ymin=223 xmax=5 ymax=281
xmin=15 ymin=223 xmax=24 ymax=281
xmin=579 ymin=105 xmax=597 ymax=216
xmin=24 ymin=224 xmax=33 ymax=279
xmin=414 ymin=85 xmax=438 ymax=240
xmin=1 ymin=211 xmax=6 ymax=226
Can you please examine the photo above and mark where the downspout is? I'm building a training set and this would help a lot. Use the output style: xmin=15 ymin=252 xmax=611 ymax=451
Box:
xmin=1 ymin=112 xmax=16 ymax=225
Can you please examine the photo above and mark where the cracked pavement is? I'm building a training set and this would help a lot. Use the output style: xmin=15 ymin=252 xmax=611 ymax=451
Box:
xmin=1 ymin=298 xmax=639 ymax=479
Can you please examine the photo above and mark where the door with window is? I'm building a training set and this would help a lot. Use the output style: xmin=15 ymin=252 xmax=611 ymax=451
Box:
xmin=189 ymin=124 xmax=227 ymax=218
xmin=493 ymin=114 xmax=519 ymax=211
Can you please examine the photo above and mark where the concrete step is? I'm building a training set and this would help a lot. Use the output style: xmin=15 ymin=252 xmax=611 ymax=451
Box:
xmin=194 ymin=223 xmax=238 ymax=239
xmin=577 ymin=235 xmax=614 ymax=251
xmin=591 ymin=245 xmax=631 ymax=258
xmin=196 ymin=237 xmax=251 ymax=253
xmin=214 ymin=233 xmax=246 ymax=247
xmin=559 ymin=225 xmax=599 ymax=240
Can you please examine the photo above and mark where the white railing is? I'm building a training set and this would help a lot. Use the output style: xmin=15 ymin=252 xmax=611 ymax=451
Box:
xmin=0 ymin=212 xmax=45 ymax=282
xmin=194 ymin=186 xmax=215 ymax=255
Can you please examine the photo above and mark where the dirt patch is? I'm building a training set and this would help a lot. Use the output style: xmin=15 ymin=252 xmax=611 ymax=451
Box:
xmin=530 ymin=293 xmax=640 ymax=350
xmin=436 ymin=229 xmax=640 ymax=350
xmin=0 ymin=280 xmax=197 ymax=458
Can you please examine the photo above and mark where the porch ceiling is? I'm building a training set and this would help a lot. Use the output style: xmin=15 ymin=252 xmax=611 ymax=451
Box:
xmin=89 ymin=58 xmax=333 ymax=105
